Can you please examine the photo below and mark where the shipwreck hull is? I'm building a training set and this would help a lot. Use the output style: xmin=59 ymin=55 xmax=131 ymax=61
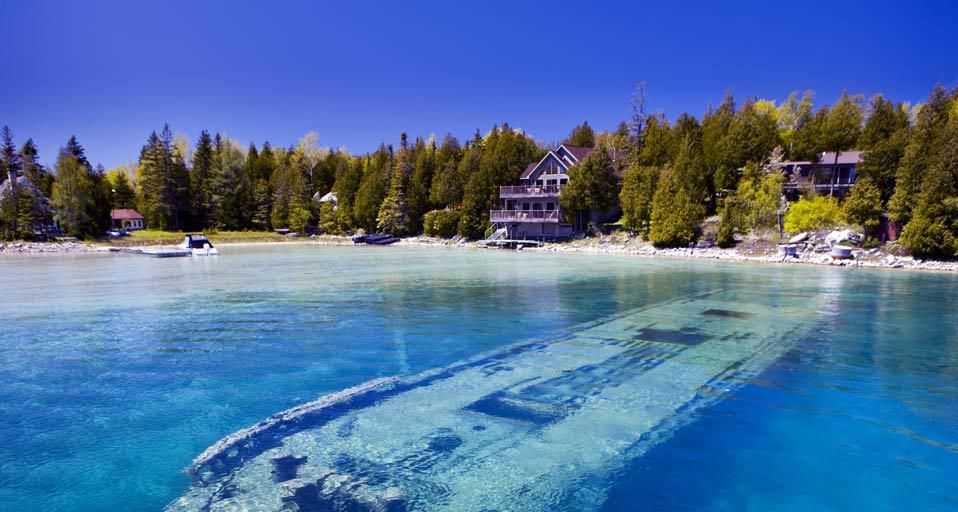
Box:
xmin=169 ymin=289 xmax=821 ymax=511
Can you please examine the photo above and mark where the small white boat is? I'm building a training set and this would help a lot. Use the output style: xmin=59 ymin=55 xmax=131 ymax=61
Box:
xmin=181 ymin=234 xmax=218 ymax=256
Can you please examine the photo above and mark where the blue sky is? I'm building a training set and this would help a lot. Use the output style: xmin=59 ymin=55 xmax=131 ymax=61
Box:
xmin=2 ymin=0 xmax=956 ymax=169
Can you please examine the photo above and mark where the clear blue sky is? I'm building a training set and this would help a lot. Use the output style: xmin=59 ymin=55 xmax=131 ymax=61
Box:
xmin=2 ymin=0 xmax=956 ymax=169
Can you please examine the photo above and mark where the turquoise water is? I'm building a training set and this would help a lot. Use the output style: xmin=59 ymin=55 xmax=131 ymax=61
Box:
xmin=0 ymin=246 xmax=956 ymax=511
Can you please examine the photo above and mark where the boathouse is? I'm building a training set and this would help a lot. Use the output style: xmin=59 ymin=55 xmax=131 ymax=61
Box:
xmin=489 ymin=144 xmax=627 ymax=241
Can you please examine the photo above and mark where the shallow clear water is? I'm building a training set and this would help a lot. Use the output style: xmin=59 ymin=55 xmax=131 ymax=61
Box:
xmin=0 ymin=246 xmax=956 ymax=511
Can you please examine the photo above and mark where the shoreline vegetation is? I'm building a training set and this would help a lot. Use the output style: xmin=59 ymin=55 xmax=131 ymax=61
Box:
xmin=3 ymin=231 xmax=956 ymax=273
xmin=3 ymin=83 xmax=958 ymax=263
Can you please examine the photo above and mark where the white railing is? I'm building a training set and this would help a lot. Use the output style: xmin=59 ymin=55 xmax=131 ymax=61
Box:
xmin=499 ymin=185 xmax=560 ymax=198
xmin=489 ymin=210 xmax=560 ymax=222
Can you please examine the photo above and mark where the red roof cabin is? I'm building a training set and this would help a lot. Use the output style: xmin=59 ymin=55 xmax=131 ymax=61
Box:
xmin=111 ymin=209 xmax=146 ymax=230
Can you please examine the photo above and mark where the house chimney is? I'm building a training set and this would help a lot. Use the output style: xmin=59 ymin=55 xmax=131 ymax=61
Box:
xmin=6 ymin=166 xmax=15 ymax=191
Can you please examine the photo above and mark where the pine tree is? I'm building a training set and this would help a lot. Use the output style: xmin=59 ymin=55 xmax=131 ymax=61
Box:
xmin=1 ymin=126 xmax=20 ymax=184
xmin=428 ymin=134 xmax=463 ymax=208
xmin=619 ymin=164 xmax=661 ymax=236
xmin=889 ymin=83 xmax=952 ymax=224
xmin=408 ymin=138 xmax=436 ymax=233
xmin=822 ymin=91 xmax=863 ymax=196
xmin=20 ymin=139 xmax=53 ymax=198
xmin=560 ymin=145 xmax=617 ymax=231
xmin=190 ymin=130 xmax=215 ymax=227
xmin=564 ymin=121 xmax=596 ymax=147
xmin=110 ymin=169 xmax=136 ymax=208
xmin=211 ymin=135 xmax=253 ymax=230
xmin=377 ymin=133 xmax=413 ymax=235
xmin=843 ymin=178 xmax=884 ymax=236
xmin=51 ymin=152 xmax=93 ymax=236
xmin=899 ymin=109 xmax=958 ymax=258
xmin=353 ymin=147 xmax=390 ymax=232
xmin=648 ymin=136 xmax=707 ymax=247
xmin=702 ymin=92 xmax=735 ymax=207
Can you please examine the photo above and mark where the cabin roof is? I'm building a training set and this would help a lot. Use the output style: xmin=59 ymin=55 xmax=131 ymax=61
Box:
xmin=111 ymin=208 xmax=144 ymax=220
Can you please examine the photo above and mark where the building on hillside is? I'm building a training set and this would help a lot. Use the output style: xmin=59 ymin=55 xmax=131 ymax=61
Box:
xmin=775 ymin=150 xmax=863 ymax=199
xmin=314 ymin=191 xmax=338 ymax=211
xmin=110 ymin=208 xmax=146 ymax=230
xmin=489 ymin=144 xmax=627 ymax=241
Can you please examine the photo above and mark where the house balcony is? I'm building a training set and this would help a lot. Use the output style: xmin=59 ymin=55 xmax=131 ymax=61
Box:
xmin=490 ymin=209 xmax=560 ymax=223
xmin=499 ymin=185 xmax=560 ymax=198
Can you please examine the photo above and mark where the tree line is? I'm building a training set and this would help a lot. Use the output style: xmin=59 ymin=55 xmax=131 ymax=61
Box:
xmin=1 ymin=82 xmax=957 ymax=258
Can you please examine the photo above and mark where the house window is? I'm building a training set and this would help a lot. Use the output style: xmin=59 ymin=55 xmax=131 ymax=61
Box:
xmin=532 ymin=203 xmax=543 ymax=211
xmin=522 ymin=202 xmax=530 ymax=210
xmin=560 ymin=178 xmax=568 ymax=185
xmin=546 ymin=202 xmax=554 ymax=211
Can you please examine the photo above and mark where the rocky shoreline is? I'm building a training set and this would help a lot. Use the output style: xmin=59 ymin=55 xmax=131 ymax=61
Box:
xmin=2 ymin=235 xmax=956 ymax=273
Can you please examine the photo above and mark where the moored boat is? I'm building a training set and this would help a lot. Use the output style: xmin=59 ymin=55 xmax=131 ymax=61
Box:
xmin=181 ymin=234 xmax=218 ymax=256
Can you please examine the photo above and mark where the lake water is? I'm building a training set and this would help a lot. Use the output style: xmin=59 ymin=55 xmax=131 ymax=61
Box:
xmin=0 ymin=246 xmax=956 ymax=511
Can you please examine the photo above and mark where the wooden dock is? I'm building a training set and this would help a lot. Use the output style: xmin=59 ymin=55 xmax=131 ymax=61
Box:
xmin=481 ymin=239 xmax=542 ymax=250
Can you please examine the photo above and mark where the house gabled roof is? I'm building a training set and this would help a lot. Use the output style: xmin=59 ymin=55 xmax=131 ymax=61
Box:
xmin=111 ymin=208 xmax=144 ymax=220
xmin=519 ymin=145 xmax=631 ymax=180
xmin=520 ymin=150 xmax=570 ymax=180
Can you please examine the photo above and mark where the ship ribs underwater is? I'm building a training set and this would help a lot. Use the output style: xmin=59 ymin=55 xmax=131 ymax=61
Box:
xmin=168 ymin=288 xmax=823 ymax=511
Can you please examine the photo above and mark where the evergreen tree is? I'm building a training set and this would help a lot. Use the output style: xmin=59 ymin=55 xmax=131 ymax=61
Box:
xmin=51 ymin=152 xmax=93 ymax=236
xmin=1 ymin=126 xmax=21 ymax=183
xmin=822 ymin=91 xmax=863 ymax=196
xmin=792 ymin=106 xmax=827 ymax=162
xmin=428 ymin=134 xmax=464 ymax=208
xmin=109 ymin=169 xmax=136 ymax=208
xmin=353 ymin=146 xmax=390 ymax=232
xmin=843 ymin=178 xmax=884 ymax=236
xmin=20 ymin=139 xmax=53 ymax=198
xmin=560 ymin=145 xmax=617 ymax=231
xmin=701 ymin=92 xmax=735 ymax=206
xmin=377 ymin=133 xmax=413 ymax=235
xmin=190 ymin=130 xmax=215 ymax=227
xmin=648 ymin=136 xmax=706 ymax=247
xmin=211 ymin=135 xmax=252 ymax=230
xmin=619 ymin=164 xmax=661 ymax=236
xmin=889 ymin=83 xmax=952 ymax=224
xmin=899 ymin=109 xmax=958 ymax=258
xmin=408 ymin=138 xmax=436 ymax=233
xmin=564 ymin=121 xmax=596 ymax=147
xmin=717 ymin=99 xmax=780 ymax=195
xmin=636 ymin=115 xmax=675 ymax=166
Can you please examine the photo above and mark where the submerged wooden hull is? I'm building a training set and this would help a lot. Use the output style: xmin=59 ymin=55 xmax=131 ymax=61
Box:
xmin=168 ymin=289 xmax=821 ymax=511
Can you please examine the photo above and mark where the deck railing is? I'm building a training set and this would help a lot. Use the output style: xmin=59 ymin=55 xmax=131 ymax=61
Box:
xmin=489 ymin=209 xmax=560 ymax=222
xmin=499 ymin=185 xmax=560 ymax=198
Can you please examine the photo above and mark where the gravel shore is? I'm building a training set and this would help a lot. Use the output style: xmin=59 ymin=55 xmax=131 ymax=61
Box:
xmin=3 ymin=235 xmax=956 ymax=273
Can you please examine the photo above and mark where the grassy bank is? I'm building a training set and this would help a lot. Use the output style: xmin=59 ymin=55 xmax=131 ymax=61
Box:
xmin=106 ymin=230 xmax=292 ymax=246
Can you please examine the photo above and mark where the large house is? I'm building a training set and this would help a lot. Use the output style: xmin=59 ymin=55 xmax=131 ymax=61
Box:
xmin=489 ymin=144 xmax=626 ymax=241
xmin=776 ymin=150 xmax=863 ymax=199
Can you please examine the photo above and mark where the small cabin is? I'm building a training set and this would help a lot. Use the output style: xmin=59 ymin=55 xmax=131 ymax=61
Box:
xmin=110 ymin=209 xmax=146 ymax=230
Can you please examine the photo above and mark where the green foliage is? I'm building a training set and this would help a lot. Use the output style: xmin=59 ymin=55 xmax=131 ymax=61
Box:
xmin=560 ymin=145 xmax=618 ymax=230
xmin=899 ymin=112 xmax=958 ymax=258
xmin=783 ymin=196 xmax=843 ymax=234
xmin=564 ymin=121 xmax=596 ymax=147
xmin=318 ymin=201 xmax=339 ymax=234
xmin=423 ymin=209 xmax=461 ymax=238
xmin=734 ymin=163 xmax=784 ymax=232
xmin=716 ymin=99 xmax=780 ymax=194
xmin=377 ymin=134 xmax=413 ymax=235
xmin=137 ymin=126 xmax=190 ymax=230
xmin=842 ymin=178 xmax=883 ymax=235
xmin=618 ymin=164 xmax=660 ymax=236
xmin=648 ymin=139 xmax=706 ymax=247
xmin=458 ymin=126 xmax=542 ymax=238
xmin=428 ymin=134 xmax=465 ymax=208
xmin=108 ymin=168 xmax=136 ymax=209
xmin=889 ymin=83 xmax=952 ymax=224
xmin=716 ymin=198 xmax=737 ymax=248
xmin=51 ymin=154 xmax=92 ymax=236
